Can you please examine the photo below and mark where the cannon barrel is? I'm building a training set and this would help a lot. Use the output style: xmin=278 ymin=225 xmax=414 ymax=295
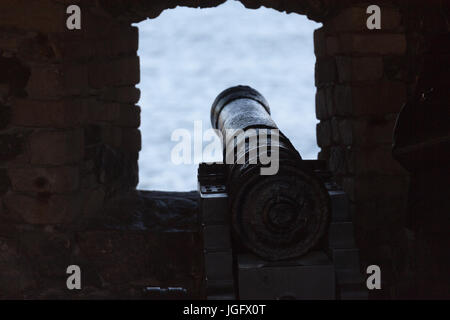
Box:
xmin=211 ymin=85 xmax=330 ymax=261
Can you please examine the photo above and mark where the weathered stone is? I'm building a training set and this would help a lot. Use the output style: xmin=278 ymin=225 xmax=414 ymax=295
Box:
xmin=99 ymin=86 xmax=141 ymax=104
xmin=12 ymin=98 xmax=88 ymax=127
xmin=0 ymin=236 xmax=37 ymax=298
xmin=81 ymin=188 xmax=105 ymax=220
xmin=76 ymin=230 xmax=203 ymax=296
xmin=326 ymin=36 xmax=340 ymax=56
xmin=347 ymin=147 xmax=409 ymax=176
xmin=0 ymin=169 xmax=10 ymax=195
xmin=315 ymin=88 xmax=328 ymax=120
xmin=88 ymin=56 xmax=140 ymax=88
xmin=17 ymin=229 xmax=73 ymax=278
xmin=26 ymin=64 xmax=88 ymax=98
xmin=0 ymin=132 xmax=25 ymax=161
xmin=329 ymin=146 xmax=347 ymax=175
xmin=316 ymin=121 xmax=332 ymax=147
xmin=336 ymin=56 xmax=383 ymax=83
xmin=29 ymin=129 xmax=84 ymax=165
xmin=0 ymin=104 xmax=11 ymax=129
xmin=8 ymin=166 xmax=80 ymax=193
xmin=316 ymin=86 xmax=335 ymax=120
xmin=343 ymin=175 xmax=410 ymax=202
xmin=327 ymin=6 xmax=402 ymax=33
xmin=3 ymin=192 xmax=82 ymax=224
xmin=334 ymin=81 xmax=406 ymax=116
xmin=384 ymin=56 xmax=408 ymax=81
xmin=0 ymin=0 xmax=65 ymax=33
xmin=331 ymin=117 xmax=340 ymax=143
xmin=88 ymin=101 xmax=140 ymax=127
xmin=315 ymin=58 xmax=336 ymax=86
xmin=339 ymin=34 xmax=407 ymax=55
xmin=313 ymin=27 xmax=326 ymax=57
xmin=347 ymin=117 xmax=397 ymax=146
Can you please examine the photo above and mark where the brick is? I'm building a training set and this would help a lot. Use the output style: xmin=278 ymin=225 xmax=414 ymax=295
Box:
xmin=99 ymin=86 xmax=141 ymax=104
xmin=26 ymin=64 xmax=88 ymax=98
xmin=81 ymin=188 xmax=105 ymax=219
xmin=326 ymin=36 xmax=340 ymax=56
xmin=12 ymin=98 xmax=88 ymax=127
xmin=121 ymin=128 xmax=141 ymax=153
xmin=29 ymin=129 xmax=84 ymax=165
xmin=8 ymin=166 xmax=79 ymax=193
xmin=315 ymin=89 xmax=328 ymax=120
xmin=315 ymin=58 xmax=336 ymax=86
xmin=101 ymin=126 xmax=122 ymax=148
xmin=0 ymin=169 xmax=11 ymax=195
xmin=334 ymin=81 xmax=406 ymax=116
xmin=327 ymin=6 xmax=402 ymax=33
xmin=336 ymin=56 xmax=383 ymax=82
xmin=3 ymin=192 xmax=82 ymax=224
xmin=331 ymin=117 xmax=340 ymax=143
xmin=0 ymin=132 xmax=25 ymax=161
xmin=339 ymin=33 xmax=406 ymax=55
xmin=337 ymin=118 xmax=353 ymax=145
xmin=0 ymin=0 xmax=65 ymax=33
xmin=313 ymin=27 xmax=327 ymax=57
xmin=89 ymin=56 xmax=140 ymax=88
xmin=89 ymin=102 xmax=140 ymax=127
xmin=352 ymin=198 xmax=407 ymax=244
xmin=101 ymin=127 xmax=141 ymax=154
xmin=348 ymin=117 xmax=397 ymax=146
xmin=328 ymin=146 xmax=348 ymax=175
xmin=347 ymin=146 xmax=409 ymax=175
xmin=316 ymin=121 xmax=332 ymax=148
xmin=343 ymin=175 xmax=410 ymax=202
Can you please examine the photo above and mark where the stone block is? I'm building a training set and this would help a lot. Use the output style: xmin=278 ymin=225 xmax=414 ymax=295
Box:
xmin=26 ymin=64 xmax=88 ymax=98
xmin=315 ymin=58 xmax=336 ymax=86
xmin=339 ymin=33 xmax=406 ymax=55
xmin=88 ymin=56 xmax=140 ymax=88
xmin=0 ymin=132 xmax=26 ymax=161
xmin=347 ymin=146 xmax=409 ymax=175
xmin=336 ymin=56 xmax=383 ymax=83
xmin=334 ymin=81 xmax=406 ymax=116
xmin=29 ymin=129 xmax=84 ymax=165
xmin=316 ymin=121 xmax=332 ymax=148
xmin=327 ymin=6 xmax=402 ymax=32
xmin=0 ymin=0 xmax=65 ymax=33
xmin=343 ymin=175 xmax=410 ymax=202
xmin=12 ymin=98 xmax=88 ymax=127
xmin=3 ymin=192 xmax=82 ymax=224
xmin=313 ymin=27 xmax=326 ymax=57
xmin=99 ymin=86 xmax=141 ymax=104
xmin=8 ymin=166 xmax=79 ymax=193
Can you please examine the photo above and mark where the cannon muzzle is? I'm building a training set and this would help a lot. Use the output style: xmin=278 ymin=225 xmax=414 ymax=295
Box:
xmin=210 ymin=85 xmax=330 ymax=261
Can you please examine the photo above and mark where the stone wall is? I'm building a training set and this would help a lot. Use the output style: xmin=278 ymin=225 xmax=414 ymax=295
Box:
xmin=314 ymin=4 xmax=411 ymax=298
xmin=0 ymin=0 xmax=448 ymax=299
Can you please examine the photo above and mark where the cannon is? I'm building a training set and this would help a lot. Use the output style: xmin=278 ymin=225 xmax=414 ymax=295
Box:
xmin=208 ymin=85 xmax=331 ymax=261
